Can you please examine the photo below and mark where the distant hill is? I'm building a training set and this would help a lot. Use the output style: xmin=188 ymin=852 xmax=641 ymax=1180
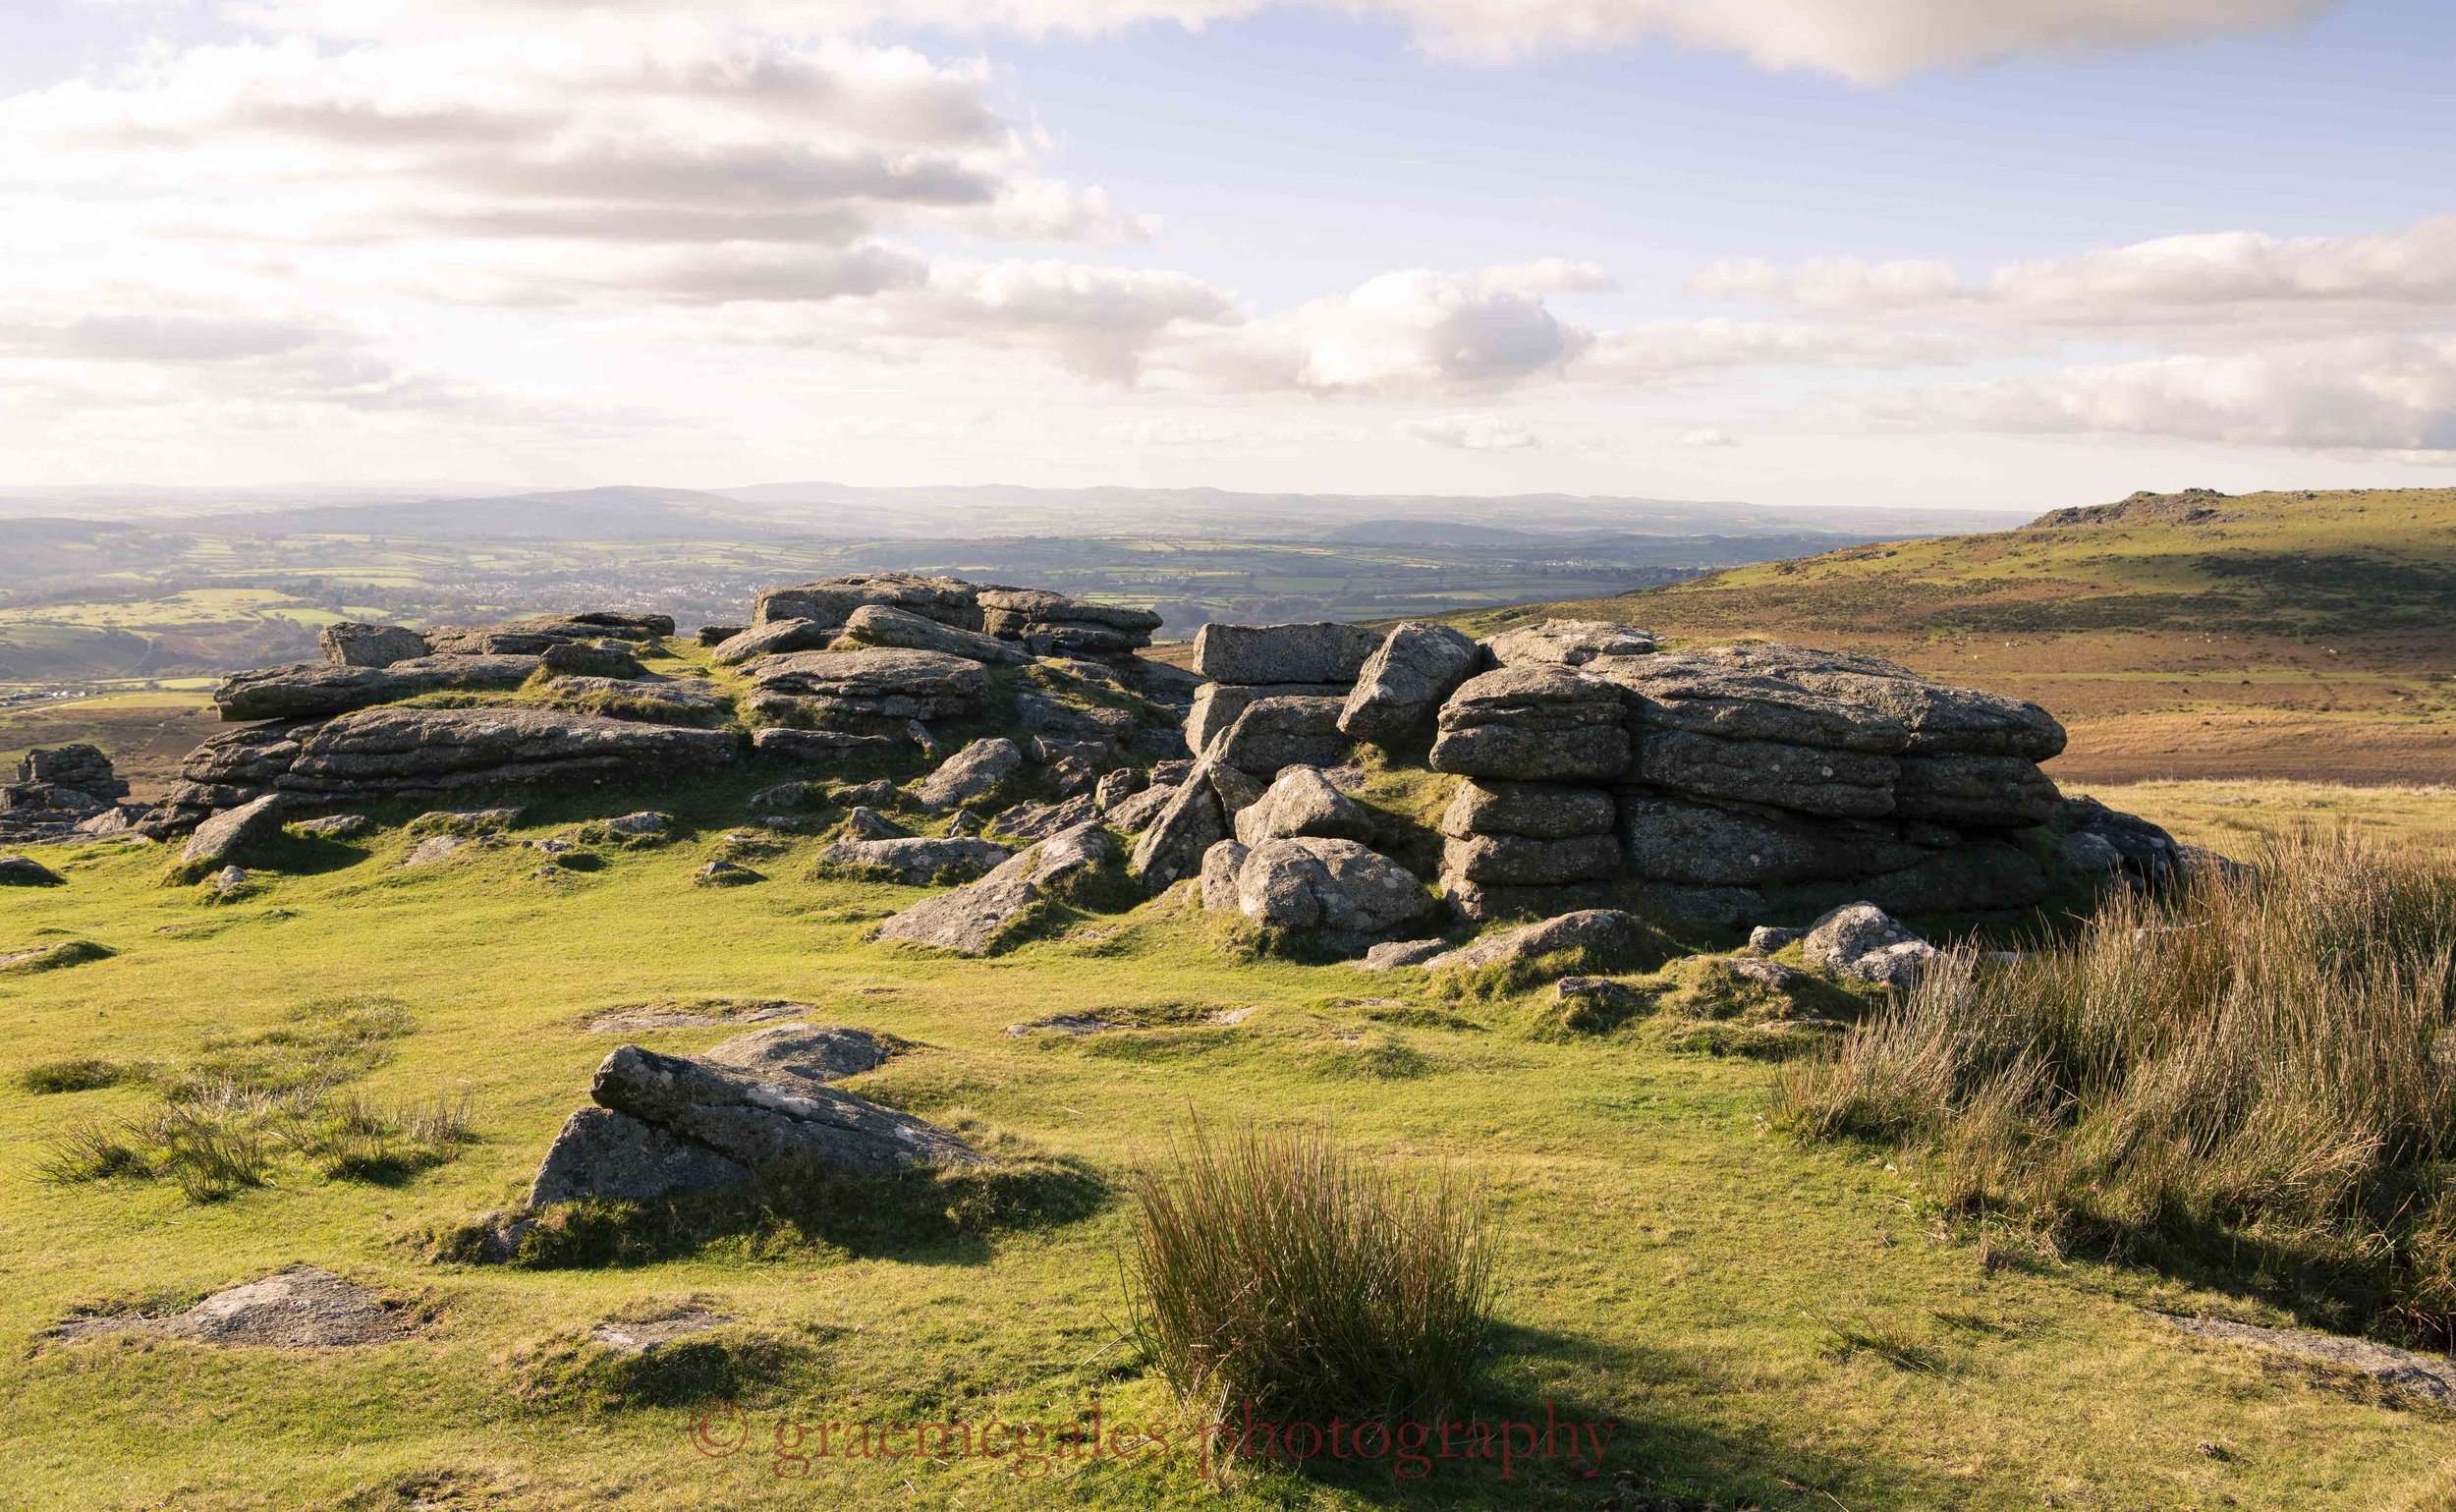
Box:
xmin=1456 ymin=487 xmax=2456 ymax=786
xmin=187 ymin=485 xmax=784 ymax=541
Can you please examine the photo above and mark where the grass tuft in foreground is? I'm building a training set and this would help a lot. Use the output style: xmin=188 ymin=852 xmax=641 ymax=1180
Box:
xmin=1128 ymin=1120 xmax=1496 ymax=1439
xmin=1776 ymin=828 xmax=2456 ymax=1344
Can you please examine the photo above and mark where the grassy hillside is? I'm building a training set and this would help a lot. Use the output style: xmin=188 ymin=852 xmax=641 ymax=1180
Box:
xmin=1460 ymin=487 xmax=2456 ymax=786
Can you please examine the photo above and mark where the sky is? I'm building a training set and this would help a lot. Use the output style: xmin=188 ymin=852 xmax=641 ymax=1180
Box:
xmin=2 ymin=0 xmax=2453 ymax=509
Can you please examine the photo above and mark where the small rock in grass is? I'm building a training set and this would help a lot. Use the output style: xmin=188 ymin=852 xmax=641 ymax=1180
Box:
xmin=1359 ymin=938 xmax=1448 ymax=971
xmin=603 ymin=812 xmax=671 ymax=837
xmin=832 ymin=779 xmax=902 ymax=809
xmin=696 ymin=860 xmax=762 ymax=887
xmin=291 ymin=813 xmax=368 ymax=839
xmin=0 ymin=855 xmax=65 ymax=886
xmin=1747 ymin=924 xmax=1804 ymax=954
xmin=748 ymin=781 xmax=825 ymax=811
xmin=404 ymin=835 xmax=468 ymax=867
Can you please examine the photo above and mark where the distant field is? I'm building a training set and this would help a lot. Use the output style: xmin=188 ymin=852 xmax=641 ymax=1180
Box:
xmin=0 ymin=691 xmax=217 ymax=796
xmin=1458 ymin=488 xmax=2456 ymax=788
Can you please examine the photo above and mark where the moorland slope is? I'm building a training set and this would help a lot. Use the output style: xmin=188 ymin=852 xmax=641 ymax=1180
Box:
xmin=1457 ymin=487 xmax=2456 ymax=785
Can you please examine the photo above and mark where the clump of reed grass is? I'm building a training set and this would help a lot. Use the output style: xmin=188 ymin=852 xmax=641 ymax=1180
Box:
xmin=1775 ymin=828 xmax=2456 ymax=1344
xmin=1127 ymin=1120 xmax=1496 ymax=1436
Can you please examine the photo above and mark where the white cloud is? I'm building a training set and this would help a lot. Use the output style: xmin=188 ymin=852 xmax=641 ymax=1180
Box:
xmin=231 ymin=0 xmax=2340 ymax=84
xmin=1679 ymin=426 xmax=1738 ymax=447
xmin=1158 ymin=263 xmax=1598 ymax=395
xmin=1402 ymin=413 xmax=1538 ymax=449
xmin=1902 ymin=337 xmax=2456 ymax=452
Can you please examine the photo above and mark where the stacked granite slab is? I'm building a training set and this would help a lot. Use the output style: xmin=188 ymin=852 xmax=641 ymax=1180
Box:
xmin=978 ymin=588 xmax=1163 ymax=659
xmin=1407 ymin=623 xmax=2172 ymax=926
xmin=1186 ymin=622 xmax=1384 ymax=778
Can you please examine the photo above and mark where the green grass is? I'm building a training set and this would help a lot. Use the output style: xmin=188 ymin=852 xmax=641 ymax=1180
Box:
xmin=1 ymin=771 xmax=2452 ymax=1508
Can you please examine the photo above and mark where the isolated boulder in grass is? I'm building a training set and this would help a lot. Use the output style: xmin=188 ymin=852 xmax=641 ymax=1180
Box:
xmin=1802 ymin=902 xmax=1936 ymax=989
xmin=1339 ymin=622 xmax=1483 ymax=748
xmin=590 ymin=1045 xmax=979 ymax=1170
xmin=698 ymin=1024 xmax=901 ymax=1087
xmin=0 ymin=855 xmax=65 ymax=886
xmin=174 ymin=793 xmax=284 ymax=880
xmin=528 ymin=1106 xmax=754 ymax=1208
xmin=816 ymin=836 xmax=1010 ymax=885
xmin=1417 ymin=909 xmax=1649 ymax=976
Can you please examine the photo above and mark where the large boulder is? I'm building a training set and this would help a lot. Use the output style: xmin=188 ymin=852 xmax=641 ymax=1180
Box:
xmin=1187 ymin=682 xmax=1350 ymax=755
xmin=1482 ymin=620 xmax=1657 ymax=668
xmin=710 ymin=618 xmax=837 ymax=666
xmin=591 ymin=1044 xmax=979 ymax=1170
xmin=533 ymin=675 xmax=729 ymax=725
xmin=754 ymin=574 xmax=981 ymax=632
xmin=749 ymin=648 xmax=989 ymax=725
xmin=1200 ymin=839 xmax=1251 ymax=911
xmin=1339 ymin=623 xmax=1483 ymax=749
xmin=1440 ymin=779 xmax=1616 ymax=840
xmin=1210 ymin=697 xmax=1351 ymax=778
xmin=1234 ymin=764 xmax=1373 ymax=846
xmin=1233 ymin=837 xmax=1431 ymax=940
xmin=1429 ymin=666 xmax=1630 ymax=782
xmin=528 ymin=1107 xmax=751 ymax=1208
xmin=212 ymin=654 xmax=541 ymax=722
xmin=175 ymin=793 xmax=285 ymax=877
xmin=274 ymin=706 xmax=735 ymax=802
xmin=539 ymin=640 xmax=646 ymax=679
xmin=1607 ymin=649 xmax=1913 ymax=754
xmin=835 ymin=604 xmax=1031 ymax=666
xmin=318 ymin=622 xmax=429 ymax=668
xmin=1192 ymin=622 xmax=1382 ymax=686
xmin=424 ymin=613 xmax=671 ymax=655
xmin=815 ymin=835 xmax=1011 ymax=885
xmin=1801 ymin=903 xmax=1935 ymax=988
xmin=874 ymin=822 xmax=1112 ymax=955
xmin=915 ymin=738 xmax=1024 ymax=811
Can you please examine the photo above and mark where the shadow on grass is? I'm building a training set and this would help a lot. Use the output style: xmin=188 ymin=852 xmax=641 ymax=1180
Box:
xmin=234 ymin=831 xmax=375 ymax=878
xmin=488 ymin=1153 xmax=1110 ymax=1270
xmin=1230 ymin=1321 xmax=1950 ymax=1510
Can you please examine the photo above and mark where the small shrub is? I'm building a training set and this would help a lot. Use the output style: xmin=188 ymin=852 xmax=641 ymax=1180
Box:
xmin=1128 ymin=1121 xmax=1496 ymax=1437
xmin=17 ymin=1057 xmax=141 ymax=1094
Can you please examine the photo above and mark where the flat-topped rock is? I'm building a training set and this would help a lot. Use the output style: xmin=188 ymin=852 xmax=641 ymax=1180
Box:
xmin=751 ymin=726 xmax=903 ymax=764
xmin=754 ymin=573 xmax=981 ymax=631
xmin=914 ymin=738 xmax=1023 ymax=811
xmin=1429 ymin=666 xmax=1630 ymax=782
xmin=1210 ymin=697 xmax=1352 ymax=777
xmin=1188 ymin=682 xmax=1350 ymax=755
xmin=273 ymin=706 xmax=734 ymax=801
xmin=1440 ymin=779 xmax=1616 ymax=840
xmin=699 ymin=1023 xmax=902 ymax=1086
xmin=1192 ymin=621 xmax=1383 ymax=686
xmin=1482 ymin=619 xmax=1657 ymax=668
xmin=212 ymin=653 xmax=541 ymax=722
xmin=539 ymin=640 xmax=646 ymax=679
xmin=750 ymin=647 xmax=989 ymax=724
xmin=815 ymin=835 xmax=1011 ymax=885
xmin=1419 ymin=909 xmax=1648 ymax=975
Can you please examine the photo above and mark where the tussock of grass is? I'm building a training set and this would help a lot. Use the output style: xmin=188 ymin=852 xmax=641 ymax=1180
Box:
xmin=1776 ymin=828 xmax=2456 ymax=1344
xmin=1128 ymin=1121 xmax=1495 ymax=1435
xmin=0 ymin=938 xmax=115 ymax=975
xmin=503 ymin=1310 xmax=826 ymax=1415
xmin=17 ymin=1056 xmax=142 ymax=1093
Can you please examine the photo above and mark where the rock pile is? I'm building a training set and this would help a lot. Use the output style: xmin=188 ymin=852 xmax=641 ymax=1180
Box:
xmin=1 ymin=744 xmax=135 ymax=845
xmin=1186 ymin=621 xmax=1383 ymax=774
